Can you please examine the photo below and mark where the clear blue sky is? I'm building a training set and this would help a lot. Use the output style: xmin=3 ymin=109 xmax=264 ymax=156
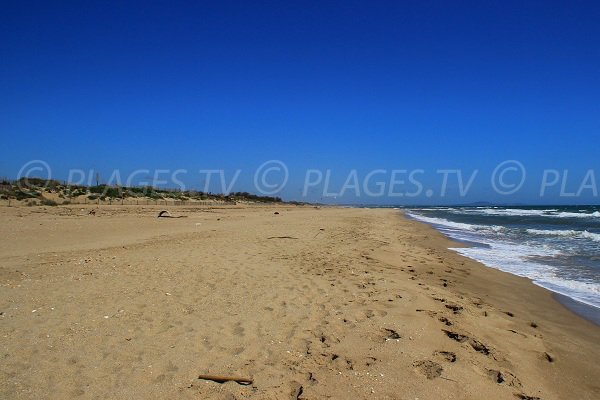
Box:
xmin=1 ymin=1 xmax=599 ymax=204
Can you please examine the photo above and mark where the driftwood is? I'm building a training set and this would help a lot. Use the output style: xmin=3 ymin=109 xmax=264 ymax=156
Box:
xmin=197 ymin=374 xmax=253 ymax=385
xmin=267 ymin=236 xmax=298 ymax=240
xmin=157 ymin=210 xmax=187 ymax=218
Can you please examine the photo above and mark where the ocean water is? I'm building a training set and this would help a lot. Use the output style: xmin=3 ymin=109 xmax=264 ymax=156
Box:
xmin=405 ymin=206 xmax=600 ymax=311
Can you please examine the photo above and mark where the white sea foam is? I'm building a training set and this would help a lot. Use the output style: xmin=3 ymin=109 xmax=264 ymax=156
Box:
xmin=526 ymin=229 xmax=579 ymax=236
xmin=408 ymin=209 xmax=600 ymax=309
xmin=453 ymin=243 xmax=600 ymax=309
xmin=453 ymin=208 xmax=556 ymax=217
xmin=555 ymin=211 xmax=600 ymax=218
xmin=407 ymin=212 xmax=507 ymax=234
xmin=406 ymin=212 xmax=476 ymax=231
xmin=527 ymin=228 xmax=600 ymax=242
xmin=415 ymin=207 xmax=457 ymax=211
xmin=531 ymin=278 xmax=600 ymax=309
xmin=451 ymin=208 xmax=600 ymax=219
xmin=581 ymin=231 xmax=600 ymax=242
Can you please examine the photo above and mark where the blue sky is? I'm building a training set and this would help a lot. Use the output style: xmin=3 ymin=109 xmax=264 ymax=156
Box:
xmin=1 ymin=1 xmax=599 ymax=204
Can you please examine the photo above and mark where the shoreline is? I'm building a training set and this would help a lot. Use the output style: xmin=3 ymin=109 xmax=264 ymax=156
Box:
xmin=402 ymin=209 xmax=600 ymax=327
xmin=398 ymin=210 xmax=600 ymax=330
xmin=552 ymin=293 xmax=600 ymax=326
xmin=1 ymin=205 xmax=599 ymax=399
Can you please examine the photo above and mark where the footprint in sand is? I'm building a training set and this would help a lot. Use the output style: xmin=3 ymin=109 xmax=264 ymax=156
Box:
xmin=329 ymin=354 xmax=354 ymax=370
xmin=374 ymin=328 xmax=401 ymax=342
xmin=486 ymin=369 xmax=522 ymax=388
xmin=232 ymin=323 xmax=245 ymax=336
xmin=413 ymin=360 xmax=443 ymax=379
xmin=367 ymin=309 xmax=388 ymax=318
xmin=444 ymin=304 xmax=463 ymax=314
xmin=442 ymin=329 xmax=492 ymax=356
xmin=516 ymin=395 xmax=541 ymax=400
xmin=363 ymin=356 xmax=378 ymax=367
xmin=433 ymin=350 xmax=457 ymax=363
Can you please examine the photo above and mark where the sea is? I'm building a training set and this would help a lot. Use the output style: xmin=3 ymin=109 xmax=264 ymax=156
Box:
xmin=404 ymin=206 xmax=600 ymax=322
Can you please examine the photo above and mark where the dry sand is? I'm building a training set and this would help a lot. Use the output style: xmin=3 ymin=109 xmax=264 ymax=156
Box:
xmin=1 ymin=205 xmax=599 ymax=399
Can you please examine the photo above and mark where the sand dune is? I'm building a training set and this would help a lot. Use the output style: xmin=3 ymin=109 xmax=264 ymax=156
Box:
xmin=1 ymin=205 xmax=599 ymax=399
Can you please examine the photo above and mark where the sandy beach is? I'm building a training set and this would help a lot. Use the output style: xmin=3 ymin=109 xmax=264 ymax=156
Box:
xmin=1 ymin=205 xmax=599 ymax=399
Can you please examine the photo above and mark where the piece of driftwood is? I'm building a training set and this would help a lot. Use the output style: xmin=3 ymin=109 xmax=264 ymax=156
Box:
xmin=267 ymin=236 xmax=298 ymax=240
xmin=197 ymin=374 xmax=253 ymax=385
xmin=157 ymin=210 xmax=188 ymax=218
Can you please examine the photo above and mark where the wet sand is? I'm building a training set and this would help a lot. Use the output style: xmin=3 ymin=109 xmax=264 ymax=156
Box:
xmin=1 ymin=205 xmax=599 ymax=399
xmin=553 ymin=293 xmax=600 ymax=326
